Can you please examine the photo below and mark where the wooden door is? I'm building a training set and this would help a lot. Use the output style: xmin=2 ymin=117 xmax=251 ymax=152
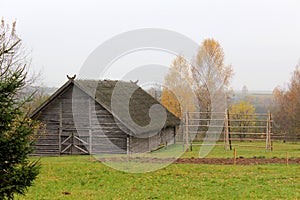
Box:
xmin=60 ymin=130 xmax=89 ymax=155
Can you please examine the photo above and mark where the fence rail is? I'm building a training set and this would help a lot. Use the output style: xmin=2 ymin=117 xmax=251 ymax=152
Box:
xmin=182 ymin=110 xmax=273 ymax=151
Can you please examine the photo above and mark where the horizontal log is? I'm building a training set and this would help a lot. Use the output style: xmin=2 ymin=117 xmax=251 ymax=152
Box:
xmin=30 ymin=153 xmax=59 ymax=156
xmin=39 ymin=114 xmax=60 ymax=120
xmin=62 ymin=113 xmax=89 ymax=118
xmin=92 ymin=137 xmax=126 ymax=142
xmin=34 ymin=143 xmax=59 ymax=147
xmin=229 ymin=138 xmax=266 ymax=141
xmin=38 ymin=135 xmax=58 ymax=140
xmin=61 ymin=99 xmax=89 ymax=103
xmin=229 ymin=132 xmax=268 ymax=135
xmin=32 ymin=149 xmax=59 ymax=153
xmin=35 ymin=139 xmax=59 ymax=144
xmin=229 ymin=126 xmax=267 ymax=129
xmin=43 ymin=122 xmax=60 ymax=126
xmin=33 ymin=146 xmax=59 ymax=151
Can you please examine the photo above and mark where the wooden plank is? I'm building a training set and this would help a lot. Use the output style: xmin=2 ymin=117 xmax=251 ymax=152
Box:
xmin=188 ymin=111 xmax=225 ymax=114
xmin=39 ymin=115 xmax=60 ymax=121
xmin=188 ymin=118 xmax=224 ymax=121
xmin=61 ymin=144 xmax=72 ymax=153
xmin=62 ymin=128 xmax=90 ymax=131
xmin=229 ymin=132 xmax=269 ymax=135
xmin=229 ymin=113 xmax=268 ymax=116
xmin=129 ymin=136 xmax=149 ymax=153
xmin=74 ymin=135 xmax=88 ymax=145
xmin=227 ymin=109 xmax=232 ymax=150
xmin=185 ymin=112 xmax=189 ymax=150
xmin=59 ymin=100 xmax=62 ymax=155
xmin=35 ymin=139 xmax=59 ymax=144
xmin=266 ymin=111 xmax=269 ymax=150
xmin=233 ymin=148 xmax=236 ymax=165
xmin=229 ymin=138 xmax=266 ymax=141
xmin=188 ymin=125 xmax=224 ymax=128
xmin=74 ymin=145 xmax=89 ymax=154
xmin=61 ymin=135 xmax=72 ymax=145
xmin=229 ymin=126 xmax=267 ymax=129
xmin=33 ymin=144 xmax=59 ymax=148
xmin=89 ymin=97 xmax=92 ymax=154
xmin=224 ymin=109 xmax=229 ymax=150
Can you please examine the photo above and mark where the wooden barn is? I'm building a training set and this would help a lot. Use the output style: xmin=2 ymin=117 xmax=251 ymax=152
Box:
xmin=30 ymin=77 xmax=180 ymax=156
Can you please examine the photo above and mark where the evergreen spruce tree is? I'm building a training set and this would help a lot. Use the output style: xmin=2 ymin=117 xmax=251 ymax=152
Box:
xmin=0 ymin=20 xmax=40 ymax=200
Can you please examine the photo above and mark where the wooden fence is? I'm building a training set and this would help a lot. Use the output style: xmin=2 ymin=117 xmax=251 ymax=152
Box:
xmin=271 ymin=133 xmax=300 ymax=143
xmin=182 ymin=110 xmax=273 ymax=150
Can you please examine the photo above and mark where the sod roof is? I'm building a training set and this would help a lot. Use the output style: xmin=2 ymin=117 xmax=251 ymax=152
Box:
xmin=74 ymin=79 xmax=180 ymax=135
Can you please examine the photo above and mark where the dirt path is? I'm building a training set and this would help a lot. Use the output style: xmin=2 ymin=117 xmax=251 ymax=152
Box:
xmin=98 ymin=157 xmax=300 ymax=165
xmin=174 ymin=158 xmax=300 ymax=165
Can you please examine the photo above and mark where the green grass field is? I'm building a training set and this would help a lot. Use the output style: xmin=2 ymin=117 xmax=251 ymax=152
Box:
xmin=184 ymin=141 xmax=300 ymax=158
xmin=16 ymin=142 xmax=300 ymax=200
xmin=147 ymin=141 xmax=300 ymax=159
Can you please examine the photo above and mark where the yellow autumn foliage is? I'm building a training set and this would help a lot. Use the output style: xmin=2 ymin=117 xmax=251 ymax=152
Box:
xmin=161 ymin=55 xmax=196 ymax=119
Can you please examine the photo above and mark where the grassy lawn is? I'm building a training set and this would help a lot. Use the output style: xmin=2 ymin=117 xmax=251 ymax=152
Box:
xmin=150 ymin=141 xmax=300 ymax=159
xmin=16 ymin=142 xmax=300 ymax=200
xmin=15 ymin=156 xmax=300 ymax=200
xmin=184 ymin=141 xmax=300 ymax=158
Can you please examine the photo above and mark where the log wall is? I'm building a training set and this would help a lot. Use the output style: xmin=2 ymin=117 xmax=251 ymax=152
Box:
xmin=32 ymin=84 xmax=127 ymax=155
xmin=129 ymin=127 xmax=176 ymax=153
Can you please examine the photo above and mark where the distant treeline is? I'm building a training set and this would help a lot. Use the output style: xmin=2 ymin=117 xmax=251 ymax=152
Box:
xmin=229 ymin=91 xmax=273 ymax=113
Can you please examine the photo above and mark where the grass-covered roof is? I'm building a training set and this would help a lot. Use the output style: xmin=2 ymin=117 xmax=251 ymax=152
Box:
xmin=74 ymin=79 xmax=180 ymax=135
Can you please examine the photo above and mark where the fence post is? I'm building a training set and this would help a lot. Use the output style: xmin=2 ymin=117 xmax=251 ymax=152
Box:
xmin=266 ymin=112 xmax=269 ymax=150
xmin=233 ymin=148 xmax=237 ymax=165
xmin=182 ymin=121 xmax=184 ymax=152
xmin=185 ymin=112 xmax=189 ymax=150
xmin=227 ymin=109 xmax=232 ymax=150
xmin=266 ymin=110 xmax=271 ymax=150
xmin=224 ymin=109 xmax=229 ymax=150
xmin=268 ymin=111 xmax=272 ymax=150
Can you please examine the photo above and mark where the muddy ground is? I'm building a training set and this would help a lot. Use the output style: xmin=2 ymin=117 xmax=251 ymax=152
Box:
xmin=97 ymin=157 xmax=300 ymax=165
xmin=174 ymin=157 xmax=300 ymax=165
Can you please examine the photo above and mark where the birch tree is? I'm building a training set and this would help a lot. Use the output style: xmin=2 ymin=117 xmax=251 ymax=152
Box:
xmin=161 ymin=55 xmax=196 ymax=118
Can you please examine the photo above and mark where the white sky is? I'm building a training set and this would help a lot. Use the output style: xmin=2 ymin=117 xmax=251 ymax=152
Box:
xmin=1 ymin=0 xmax=300 ymax=91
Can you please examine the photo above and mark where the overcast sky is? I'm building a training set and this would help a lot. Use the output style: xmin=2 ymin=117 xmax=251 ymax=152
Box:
xmin=2 ymin=0 xmax=300 ymax=91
